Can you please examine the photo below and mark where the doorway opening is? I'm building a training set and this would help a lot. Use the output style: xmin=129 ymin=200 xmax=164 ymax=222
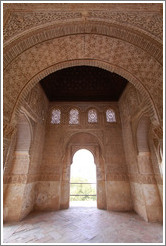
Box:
xmin=70 ymin=149 xmax=97 ymax=207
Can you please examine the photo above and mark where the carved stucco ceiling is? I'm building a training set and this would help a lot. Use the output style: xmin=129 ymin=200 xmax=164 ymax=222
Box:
xmin=40 ymin=66 xmax=128 ymax=102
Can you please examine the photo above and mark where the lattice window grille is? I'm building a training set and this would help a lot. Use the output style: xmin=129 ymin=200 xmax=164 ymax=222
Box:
xmin=69 ymin=109 xmax=79 ymax=124
xmin=106 ymin=109 xmax=116 ymax=122
xmin=88 ymin=109 xmax=97 ymax=123
xmin=51 ymin=109 xmax=61 ymax=124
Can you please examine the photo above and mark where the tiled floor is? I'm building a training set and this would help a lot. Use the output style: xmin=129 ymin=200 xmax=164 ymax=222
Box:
xmin=3 ymin=204 xmax=163 ymax=244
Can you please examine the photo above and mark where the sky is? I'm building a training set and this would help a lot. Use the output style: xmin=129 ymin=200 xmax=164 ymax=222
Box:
xmin=70 ymin=149 xmax=96 ymax=183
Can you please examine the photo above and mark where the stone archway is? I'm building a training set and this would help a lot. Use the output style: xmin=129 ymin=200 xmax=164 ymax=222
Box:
xmin=4 ymin=32 xmax=162 ymax=132
xmin=4 ymin=19 xmax=162 ymax=68
xmin=60 ymin=132 xmax=106 ymax=210
xmin=10 ymin=59 xmax=160 ymax=128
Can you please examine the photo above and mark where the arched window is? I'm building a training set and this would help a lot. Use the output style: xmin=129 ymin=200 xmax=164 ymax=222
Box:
xmin=51 ymin=109 xmax=61 ymax=124
xmin=106 ymin=109 xmax=116 ymax=122
xmin=69 ymin=109 xmax=79 ymax=124
xmin=88 ymin=109 xmax=97 ymax=123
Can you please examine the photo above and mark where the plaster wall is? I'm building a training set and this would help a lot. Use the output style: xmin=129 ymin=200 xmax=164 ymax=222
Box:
xmin=3 ymin=83 xmax=163 ymax=223
xmin=119 ymin=84 xmax=163 ymax=222
xmin=3 ymin=84 xmax=49 ymax=221
xmin=37 ymin=102 xmax=132 ymax=212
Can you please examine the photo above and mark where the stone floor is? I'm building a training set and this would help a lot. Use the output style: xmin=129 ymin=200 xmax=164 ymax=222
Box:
xmin=3 ymin=204 xmax=163 ymax=244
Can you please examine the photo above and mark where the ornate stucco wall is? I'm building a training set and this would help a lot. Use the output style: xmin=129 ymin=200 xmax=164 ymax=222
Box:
xmin=3 ymin=3 xmax=163 ymax=223
xmin=3 ymin=84 xmax=49 ymax=221
xmin=119 ymin=83 xmax=163 ymax=222
xmin=35 ymin=102 xmax=132 ymax=212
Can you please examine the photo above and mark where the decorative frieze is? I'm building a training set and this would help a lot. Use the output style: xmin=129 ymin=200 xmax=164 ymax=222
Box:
xmin=40 ymin=166 xmax=60 ymax=174
xmin=106 ymin=173 xmax=129 ymax=181
xmin=39 ymin=174 xmax=60 ymax=182
xmin=4 ymin=8 xmax=162 ymax=43
xmin=4 ymin=11 xmax=82 ymax=42
xmin=129 ymin=173 xmax=158 ymax=184
xmin=106 ymin=165 xmax=127 ymax=174
xmin=89 ymin=11 xmax=162 ymax=40
xmin=4 ymin=174 xmax=29 ymax=184
xmin=3 ymin=173 xmax=61 ymax=184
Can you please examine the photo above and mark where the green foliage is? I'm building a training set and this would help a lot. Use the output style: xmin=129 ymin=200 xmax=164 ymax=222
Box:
xmin=70 ymin=177 xmax=96 ymax=201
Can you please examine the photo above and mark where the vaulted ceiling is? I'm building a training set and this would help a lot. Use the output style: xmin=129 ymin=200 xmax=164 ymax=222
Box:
xmin=40 ymin=66 xmax=128 ymax=102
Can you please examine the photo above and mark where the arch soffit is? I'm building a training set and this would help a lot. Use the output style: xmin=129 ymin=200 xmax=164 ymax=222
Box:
xmin=15 ymin=111 xmax=32 ymax=153
xmin=3 ymin=20 xmax=162 ymax=69
xmin=19 ymin=108 xmax=34 ymax=143
xmin=11 ymin=59 xmax=160 ymax=126
xmin=131 ymin=111 xmax=151 ymax=154
xmin=136 ymin=115 xmax=151 ymax=153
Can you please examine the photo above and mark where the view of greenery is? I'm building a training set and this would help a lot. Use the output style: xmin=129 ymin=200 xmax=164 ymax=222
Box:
xmin=70 ymin=177 xmax=96 ymax=201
